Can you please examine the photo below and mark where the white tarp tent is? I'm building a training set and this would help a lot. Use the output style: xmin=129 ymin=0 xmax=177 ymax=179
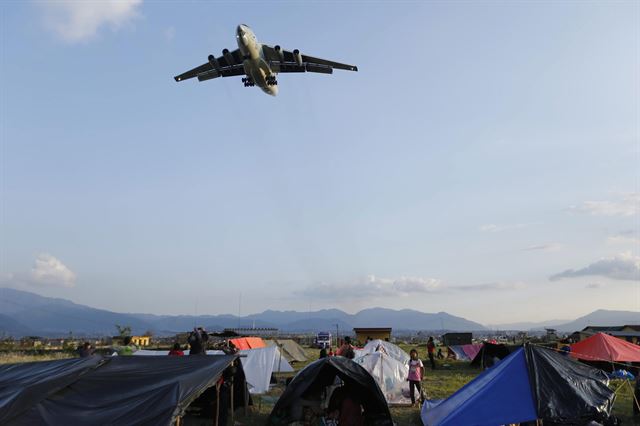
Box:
xmin=133 ymin=346 xmax=292 ymax=394
xmin=360 ymin=339 xmax=410 ymax=364
xmin=353 ymin=340 xmax=412 ymax=405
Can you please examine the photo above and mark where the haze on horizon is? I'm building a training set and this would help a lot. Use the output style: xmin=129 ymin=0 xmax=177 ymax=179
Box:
xmin=0 ymin=1 xmax=638 ymax=325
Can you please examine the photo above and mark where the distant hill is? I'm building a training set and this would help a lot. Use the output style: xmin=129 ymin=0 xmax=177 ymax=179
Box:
xmin=554 ymin=309 xmax=640 ymax=332
xmin=0 ymin=288 xmax=486 ymax=337
xmin=488 ymin=319 xmax=569 ymax=331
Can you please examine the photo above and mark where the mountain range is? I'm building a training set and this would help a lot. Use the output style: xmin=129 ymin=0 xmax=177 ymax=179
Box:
xmin=0 ymin=288 xmax=638 ymax=337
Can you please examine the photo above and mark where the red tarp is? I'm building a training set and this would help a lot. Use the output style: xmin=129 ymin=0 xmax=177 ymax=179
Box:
xmin=462 ymin=344 xmax=482 ymax=360
xmin=570 ymin=332 xmax=640 ymax=362
xmin=229 ymin=337 xmax=266 ymax=350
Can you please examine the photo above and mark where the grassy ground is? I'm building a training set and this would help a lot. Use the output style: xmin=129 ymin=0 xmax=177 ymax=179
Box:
xmin=2 ymin=346 xmax=638 ymax=425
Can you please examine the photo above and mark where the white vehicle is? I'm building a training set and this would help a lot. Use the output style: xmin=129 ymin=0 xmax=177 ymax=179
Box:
xmin=174 ymin=24 xmax=358 ymax=96
xmin=315 ymin=331 xmax=332 ymax=349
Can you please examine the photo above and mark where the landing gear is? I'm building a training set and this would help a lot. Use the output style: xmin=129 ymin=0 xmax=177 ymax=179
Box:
xmin=266 ymin=75 xmax=278 ymax=86
xmin=242 ymin=77 xmax=255 ymax=87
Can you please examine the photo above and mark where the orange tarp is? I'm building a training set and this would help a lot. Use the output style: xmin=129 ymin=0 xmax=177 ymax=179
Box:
xmin=229 ymin=337 xmax=267 ymax=350
xmin=570 ymin=332 xmax=640 ymax=362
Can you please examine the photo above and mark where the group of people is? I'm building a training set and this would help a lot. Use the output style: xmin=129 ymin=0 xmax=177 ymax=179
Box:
xmin=316 ymin=336 xmax=441 ymax=408
xmin=319 ymin=336 xmax=356 ymax=360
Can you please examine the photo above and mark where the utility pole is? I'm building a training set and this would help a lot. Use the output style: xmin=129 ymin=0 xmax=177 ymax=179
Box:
xmin=335 ymin=323 xmax=340 ymax=348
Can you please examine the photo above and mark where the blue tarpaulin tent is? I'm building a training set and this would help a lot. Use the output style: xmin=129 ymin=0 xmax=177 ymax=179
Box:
xmin=422 ymin=347 xmax=537 ymax=426
xmin=422 ymin=344 xmax=615 ymax=426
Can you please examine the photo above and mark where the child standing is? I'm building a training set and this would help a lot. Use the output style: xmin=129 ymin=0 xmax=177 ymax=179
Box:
xmin=407 ymin=349 xmax=424 ymax=406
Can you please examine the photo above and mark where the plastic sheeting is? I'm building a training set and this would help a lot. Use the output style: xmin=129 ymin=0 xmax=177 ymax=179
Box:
xmin=571 ymin=332 xmax=640 ymax=362
xmin=447 ymin=344 xmax=482 ymax=361
xmin=422 ymin=345 xmax=616 ymax=426
xmin=229 ymin=337 xmax=266 ymax=350
xmin=361 ymin=339 xmax=410 ymax=364
xmin=266 ymin=339 xmax=308 ymax=362
xmin=268 ymin=356 xmax=393 ymax=426
xmin=422 ymin=348 xmax=537 ymax=426
xmin=354 ymin=351 xmax=411 ymax=405
xmin=0 ymin=356 xmax=105 ymax=424
xmin=2 ymin=355 xmax=239 ymax=426
xmin=134 ymin=347 xmax=292 ymax=394
xmin=526 ymin=344 xmax=614 ymax=421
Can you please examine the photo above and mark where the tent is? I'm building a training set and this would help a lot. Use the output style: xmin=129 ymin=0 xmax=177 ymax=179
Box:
xmin=229 ymin=337 xmax=266 ymax=350
xmin=0 ymin=354 xmax=245 ymax=426
xmin=422 ymin=344 xmax=615 ymax=426
xmin=266 ymin=339 xmax=308 ymax=362
xmin=354 ymin=351 xmax=411 ymax=405
xmin=359 ymin=339 xmax=410 ymax=364
xmin=447 ymin=344 xmax=482 ymax=361
xmin=268 ymin=357 xmax=393 ymax=426
xmin=571 ymin=332 xmax=640 ymax=363
xmin=134 ymin=346 xmax=293 ymax=394
xmin=469 ymin=342 xmax=515 ymax=368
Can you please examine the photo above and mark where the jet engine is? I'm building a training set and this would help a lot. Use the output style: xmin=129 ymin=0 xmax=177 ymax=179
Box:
xmin=223 ymin=49 xmax=235 ymax=65
xmin=274 ymin=45 xmax=284 ymax=62
xmin=208 ymin=55 xmax=219 ymax=69
xmin=293 ymin=49 xmax=303 ymax=66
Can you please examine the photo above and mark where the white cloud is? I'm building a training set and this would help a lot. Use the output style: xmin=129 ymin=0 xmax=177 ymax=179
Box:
xmin=41 ymin=0 xmax=143 ymax=43
xmin=607 ymin=230 xmax=640 ymax=245
xmin=0 ymin=254 xmax=77 ymax=289
xmin=296 ymin=274 xmax=525 ymax=300
xmin=549 ymin=252 xmax=640 ymax=282
xmin=297 ymin=274 xmax=442 ymax=300
xmin=453 ymin=281 xmax=527 ymax=291
xmin=568 ymin=192 xmax=639 ymax=217
xmin=522 ymin=243 xmax=561 ymax=252
xmin=29 ymin=254 xmax=77 ymax=288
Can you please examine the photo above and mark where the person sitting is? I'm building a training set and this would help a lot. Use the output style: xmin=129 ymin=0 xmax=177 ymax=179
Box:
xmin=168 ymin=342 xmax=184 ymax=356
xmin=116 ymin=336 xmax=137 ymax=356
xmin=336 ymin=336 xmax=354 ymax=357
xmin=328 ymin=382 xmax=364 ymax=426
xmin=319 ymin=347 xmax=328 ymax=358
xmin=78 ymin=342 xmax=94 ymax=357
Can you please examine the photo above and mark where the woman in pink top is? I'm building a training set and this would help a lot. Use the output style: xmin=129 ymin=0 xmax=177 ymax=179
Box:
xmin=407 ymin=349 xmax=424 ymax=406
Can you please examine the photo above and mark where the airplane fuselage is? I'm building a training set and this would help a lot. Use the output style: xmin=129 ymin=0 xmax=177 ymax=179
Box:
xmin=236 ymin=25 xmax=278 ymax=96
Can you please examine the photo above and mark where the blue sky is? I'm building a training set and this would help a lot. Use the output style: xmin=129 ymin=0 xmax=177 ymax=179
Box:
xmin=1 ymin=1 xmax=638 ymax=324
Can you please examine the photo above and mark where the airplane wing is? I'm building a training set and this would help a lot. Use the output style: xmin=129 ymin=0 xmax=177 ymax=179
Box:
xmin=262 ymin=45 xmax=358 ymax=73
xmin=174 ymin=49 xmax=245 ymax=82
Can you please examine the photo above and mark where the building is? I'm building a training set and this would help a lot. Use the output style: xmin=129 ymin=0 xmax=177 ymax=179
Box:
xmin=353 ymin=327 xmax=392 ymax=343
xmin=442 ymin=332 xmax=472 ymax=346
xmin=131 ymin=336 xmax=150 ymax=347
xmin=579 ymin=325 xmax=640 ymax=344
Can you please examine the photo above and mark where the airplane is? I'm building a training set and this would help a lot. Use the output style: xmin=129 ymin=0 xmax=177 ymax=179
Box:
xmin=174 ymin=24 xmax=358 ymax=96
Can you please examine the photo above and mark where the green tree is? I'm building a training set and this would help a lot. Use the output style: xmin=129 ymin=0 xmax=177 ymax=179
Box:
xmin=115 ymin=324 xmax=132 ymax=337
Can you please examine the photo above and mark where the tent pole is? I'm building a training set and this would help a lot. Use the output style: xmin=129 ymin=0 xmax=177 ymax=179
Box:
xmin=215 ymin=382 xmax=220 ymax=426
xmin=231 ymin=381 xmax=235 ymax=425
xmin=628 ymin=379 xmax=640 ymax=412
xmin=244 ymin=376 xmax=249 ymax=416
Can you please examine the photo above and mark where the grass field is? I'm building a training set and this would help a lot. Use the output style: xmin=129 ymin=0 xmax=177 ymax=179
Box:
xmin=2 ymin=345 xmax=638 ymax=425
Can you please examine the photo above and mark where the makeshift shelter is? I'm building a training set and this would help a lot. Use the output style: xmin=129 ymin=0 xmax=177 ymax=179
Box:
xmin=134 ymin=346 xmax=293 ymax=394
xmin=229 ymin=337 xmax=266 ymax=350
xmin=266 ymin=339 xmax=308 ymax=362
xmin=422 ymin=344 xmax=615 ymax=426
xmin=447 ymin=344 xmax=481 ymax=361
xmin=0 ymin=355 xmax=246 ymax=426
xmin=469 ymin=342 xmax=514 ymax=368
xmin=571 ymin=332 xmax=640 ymax=363
xmin=268 ymin=356 xmax=393 ymax=426
xmin=354 ymin=351 xmax=411 ymax=405
xmin=359 ymin=339 xmax=410 ymax=364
